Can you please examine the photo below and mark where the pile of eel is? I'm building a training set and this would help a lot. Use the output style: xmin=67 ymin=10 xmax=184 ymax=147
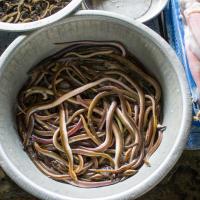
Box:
xmin=0 ymin=0 xmax=71 ymax=23
xmin=16 ymin=41 xmax=165 ymax=188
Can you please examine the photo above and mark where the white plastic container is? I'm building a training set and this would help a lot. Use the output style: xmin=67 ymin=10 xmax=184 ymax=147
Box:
xmin=82 ymin=0 xmax=169 ymax=22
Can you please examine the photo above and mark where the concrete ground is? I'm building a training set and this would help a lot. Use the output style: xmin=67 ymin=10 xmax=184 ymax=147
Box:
xmin=0 ymin=150 xmax=199 ymax=200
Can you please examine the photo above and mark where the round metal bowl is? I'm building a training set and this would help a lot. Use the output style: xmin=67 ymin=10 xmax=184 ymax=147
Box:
xmin=82 ymin=0 xmax=169 ymax=23
xmin=0 ymin=0 xmax=82 ymax=32
xmin=0 ymin=10 xmax=191 ymax=200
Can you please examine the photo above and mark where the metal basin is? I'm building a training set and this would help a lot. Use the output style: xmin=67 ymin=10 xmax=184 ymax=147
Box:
xmin=0 ymin=10 xmax=192 ymax=200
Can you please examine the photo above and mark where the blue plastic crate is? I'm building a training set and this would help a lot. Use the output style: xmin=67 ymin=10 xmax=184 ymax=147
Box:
xmin=164 ymin=0 xmax=200 ymax=149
